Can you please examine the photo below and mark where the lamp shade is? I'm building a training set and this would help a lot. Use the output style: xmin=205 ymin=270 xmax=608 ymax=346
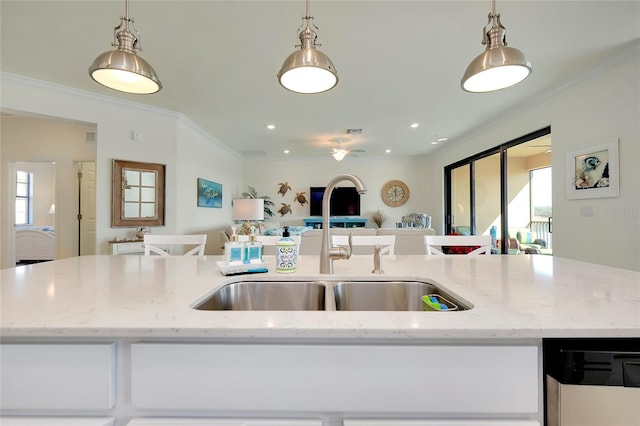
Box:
xmin=278 ymin=46 xmax=338 ymax=94
xmin=232 ymin=198 xmax=265 ymax=221
xmin=461 ymin=45 xmax=531 ymax=93
xmin=89 ymin=49 xmax=162 ymax=94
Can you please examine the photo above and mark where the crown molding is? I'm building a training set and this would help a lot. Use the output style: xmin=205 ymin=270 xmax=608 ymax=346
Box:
xmin=1 ymin=72 xmax=243 ymax=160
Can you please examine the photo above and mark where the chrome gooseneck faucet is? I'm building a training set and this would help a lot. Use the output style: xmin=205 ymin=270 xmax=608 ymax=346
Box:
xmin=319 ymin=174 xmax=367 ymax=274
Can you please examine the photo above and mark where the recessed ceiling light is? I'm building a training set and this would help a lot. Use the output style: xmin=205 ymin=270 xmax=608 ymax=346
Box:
xmin=283 ymin=149 xmax=290 ymax=154
xmin=431 ymin=141 xmax=439 ymax=145
xmin=437 ymin=137 xmax=448 ymax=142
xmin=385 ymin=149 xmax=391 ymax=153
xmin=410 ymin=123 xmax=420 ymax=128
xmin=267 ymin=124 xmax=275 ymax=130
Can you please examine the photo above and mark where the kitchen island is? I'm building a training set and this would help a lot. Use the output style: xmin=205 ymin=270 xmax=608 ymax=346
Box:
xmin=1 ymin=255 xmax=639 ymax=426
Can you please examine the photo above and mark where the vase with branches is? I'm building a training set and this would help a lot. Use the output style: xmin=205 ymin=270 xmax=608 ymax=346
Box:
xmin=372 ymin=209 xmax=386 ymax=228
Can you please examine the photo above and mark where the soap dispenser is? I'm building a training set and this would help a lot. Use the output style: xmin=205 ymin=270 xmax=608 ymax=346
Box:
xmin=245 ymin=226 xmax=263 ymax=264
xmin=275 ymin=226 xmax=298 ymax=273
xmin=225 ymin=226 xmax=245 ymax=264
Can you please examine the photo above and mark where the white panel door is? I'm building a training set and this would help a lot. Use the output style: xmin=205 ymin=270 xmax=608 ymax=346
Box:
xmin=78 ymin=161 xmax=96 ymax=255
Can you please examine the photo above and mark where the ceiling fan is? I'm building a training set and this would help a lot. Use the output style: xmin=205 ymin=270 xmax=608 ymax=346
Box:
xmin=331 ymin=141 xmax=365 ymax=161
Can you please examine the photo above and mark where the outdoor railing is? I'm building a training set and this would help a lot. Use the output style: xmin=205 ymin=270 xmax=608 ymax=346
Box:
xmin=530 ymin=219 xmax=552 ymax=250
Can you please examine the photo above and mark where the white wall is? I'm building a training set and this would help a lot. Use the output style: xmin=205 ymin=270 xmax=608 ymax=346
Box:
xmin=243 ymin=156 xmax=434 ymax=229
xmin=1 ymin=115 xmax=96 ymax=266
xmin=1 ymin=73 xmax=243 ymax=261
xmin=418 ymin=46 xmax=640 ymax=271
xmin=2 ymin=44 xmax=638 ymax=270
xmin=175 ymin=119 xmax=243 ymax=253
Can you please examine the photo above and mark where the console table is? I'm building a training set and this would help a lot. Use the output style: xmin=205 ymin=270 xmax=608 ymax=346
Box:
xmin=109 ymin=240 xmax=172 ymax=255
xmin=303 ymin=217 xmax=368 ymax=229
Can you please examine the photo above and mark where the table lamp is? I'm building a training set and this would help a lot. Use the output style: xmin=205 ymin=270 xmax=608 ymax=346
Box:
xmin=232 ymin=198 xmax=264 ymax=234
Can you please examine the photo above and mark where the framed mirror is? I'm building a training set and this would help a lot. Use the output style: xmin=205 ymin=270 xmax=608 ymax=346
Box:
xmin=112 ymin=159 xmax=165 ymax=227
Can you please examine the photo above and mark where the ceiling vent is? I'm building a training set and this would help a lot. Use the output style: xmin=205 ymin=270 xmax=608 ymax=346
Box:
xmin=346 ymin=129 xmax=362 ymax=135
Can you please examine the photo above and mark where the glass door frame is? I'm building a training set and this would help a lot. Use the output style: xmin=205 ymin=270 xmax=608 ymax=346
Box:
xmin=444 ymin=126 xmax=551 ymax=254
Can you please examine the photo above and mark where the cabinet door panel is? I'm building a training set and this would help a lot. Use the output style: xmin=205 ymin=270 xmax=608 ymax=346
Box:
xmin=344 ymin=421 xmax=540 ymax=426
xmin=0 ymin=344 xmax=116 ymax=410
xmin=1 ymin=417 xmax=114 ymax=425
xmin=127 ymin=419 xmax=321 ymax=426
xmin=131 ymin=344 xmax=538 ymax=414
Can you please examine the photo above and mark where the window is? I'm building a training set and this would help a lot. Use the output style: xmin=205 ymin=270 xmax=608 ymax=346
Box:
xmin=444 ymin=127 xmax=552 ymax=254
xmin=112 ymin=159 xmax=165 ymax=227
xmin=16 ymin=171 xmax=33 ymax=225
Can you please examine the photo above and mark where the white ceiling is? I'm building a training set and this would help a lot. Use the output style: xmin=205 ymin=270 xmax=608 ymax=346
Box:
xmin=1 ymin=1 xmax=639 ymax=160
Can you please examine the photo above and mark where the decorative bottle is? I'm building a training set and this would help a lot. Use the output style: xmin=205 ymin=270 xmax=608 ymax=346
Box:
xmin=275 ymin=226 xmax=298 ymax=273
xmin=245 ymin=226 xmax=263 ymax=264
xmin=490 ymin=226 xmax=497 ymax=249
xmin=225 ymin=226 xmax=245 ymax=264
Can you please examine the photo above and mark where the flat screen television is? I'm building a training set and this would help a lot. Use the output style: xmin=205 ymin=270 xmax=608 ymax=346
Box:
xmin=309 ymin=186 xmax=361 ymax=216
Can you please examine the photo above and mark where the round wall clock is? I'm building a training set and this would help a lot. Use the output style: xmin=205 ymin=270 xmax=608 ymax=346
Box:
xmin=382 ymin=180 xmax=410 ymax=207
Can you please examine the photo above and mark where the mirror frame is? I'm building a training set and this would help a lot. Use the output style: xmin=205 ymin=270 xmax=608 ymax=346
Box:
xmin=112 ymin=159 xmax=165 ymax=227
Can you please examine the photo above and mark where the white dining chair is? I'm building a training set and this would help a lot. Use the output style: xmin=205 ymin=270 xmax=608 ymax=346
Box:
xmin=331 ymin=235 xmax=396 ymax=255
xmin=237 ymin=234 xmax=302 ymax=255
xmin=424 ymin=235 xmax=491 ymax=256
xmin=144 ymin=234 xmax=207 ymax=256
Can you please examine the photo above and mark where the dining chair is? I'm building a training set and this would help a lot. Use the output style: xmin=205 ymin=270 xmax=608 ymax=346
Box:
xmin=424 ymin=235 xmax=491 ymax=256
xmin=143 ymin=234 xmax=207 ymax=256
xmin=331 ymin=235 xmax=396 ymax=255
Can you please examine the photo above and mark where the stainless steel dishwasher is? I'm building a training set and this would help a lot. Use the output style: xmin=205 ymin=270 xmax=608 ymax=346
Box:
xmin=544 ymin=338 xmax=640 ymax=426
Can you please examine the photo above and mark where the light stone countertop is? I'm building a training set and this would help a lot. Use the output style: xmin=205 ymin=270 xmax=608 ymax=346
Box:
xmin=1 ymin=254 xmax=638 ymax=340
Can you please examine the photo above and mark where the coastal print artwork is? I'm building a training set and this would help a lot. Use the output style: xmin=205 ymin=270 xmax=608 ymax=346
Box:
xmin=573 ymin=149 xmax=609 ymax=190
xmin=566 ymin=138 xmax=619 ymax=199
xmin=197 ymin=178 xmax=222 ymax=208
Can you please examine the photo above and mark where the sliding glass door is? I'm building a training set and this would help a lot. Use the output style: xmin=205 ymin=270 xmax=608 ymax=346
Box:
xmin=445 ymin=127 xmax=552 ymax=254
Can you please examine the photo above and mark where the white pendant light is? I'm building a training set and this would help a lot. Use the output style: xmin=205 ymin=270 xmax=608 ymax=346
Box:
xmin=461 ymin=0 xmax=531 ymax=93
xmin=278 ymin=0 xmax=338 ymax=94
xmin=89 ymin=0 xmax=162 ymax=94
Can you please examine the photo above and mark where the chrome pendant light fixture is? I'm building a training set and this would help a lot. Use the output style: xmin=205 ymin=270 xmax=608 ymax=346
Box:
xmin=89 ymin=0 xmax=162 ymax=94
xmin=461 ymin=0 xmax=531 ymax=93
xmin=277 ymin=0 xmax=338 ymax=94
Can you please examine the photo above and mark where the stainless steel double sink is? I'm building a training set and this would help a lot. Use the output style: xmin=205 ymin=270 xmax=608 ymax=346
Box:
xmin=192 ymin=279 xmax=472 ymax=311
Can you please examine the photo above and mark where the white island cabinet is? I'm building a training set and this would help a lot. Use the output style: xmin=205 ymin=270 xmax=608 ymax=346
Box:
xmin=131 ymin=343 xmax=538 ymax=415
xmin=2 ymin=254 xmax=639 ymax=425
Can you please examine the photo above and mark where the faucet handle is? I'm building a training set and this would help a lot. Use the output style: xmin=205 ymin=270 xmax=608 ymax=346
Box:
xmin=329 ymin=232 xmax=353 ymax=260
xmin=372 ymin=244 xmax=384 ymax=274
xmin=346 ymin=232 xmax=353 ymax=259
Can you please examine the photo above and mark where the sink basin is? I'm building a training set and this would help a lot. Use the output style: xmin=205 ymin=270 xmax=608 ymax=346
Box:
xmin=192 ymin=279 xmax=471 ymax=311
xmin=193 ymin=281 xmax=326 ymax=311
xmin=333 ymin=280 xmax=472 ymax=311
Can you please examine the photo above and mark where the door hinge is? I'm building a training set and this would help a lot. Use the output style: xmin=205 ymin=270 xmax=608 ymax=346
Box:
xmin=77 ymin=171 xmax=83 ymax=179
xmin=77 ymin=213 xmax=83 ymax=220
